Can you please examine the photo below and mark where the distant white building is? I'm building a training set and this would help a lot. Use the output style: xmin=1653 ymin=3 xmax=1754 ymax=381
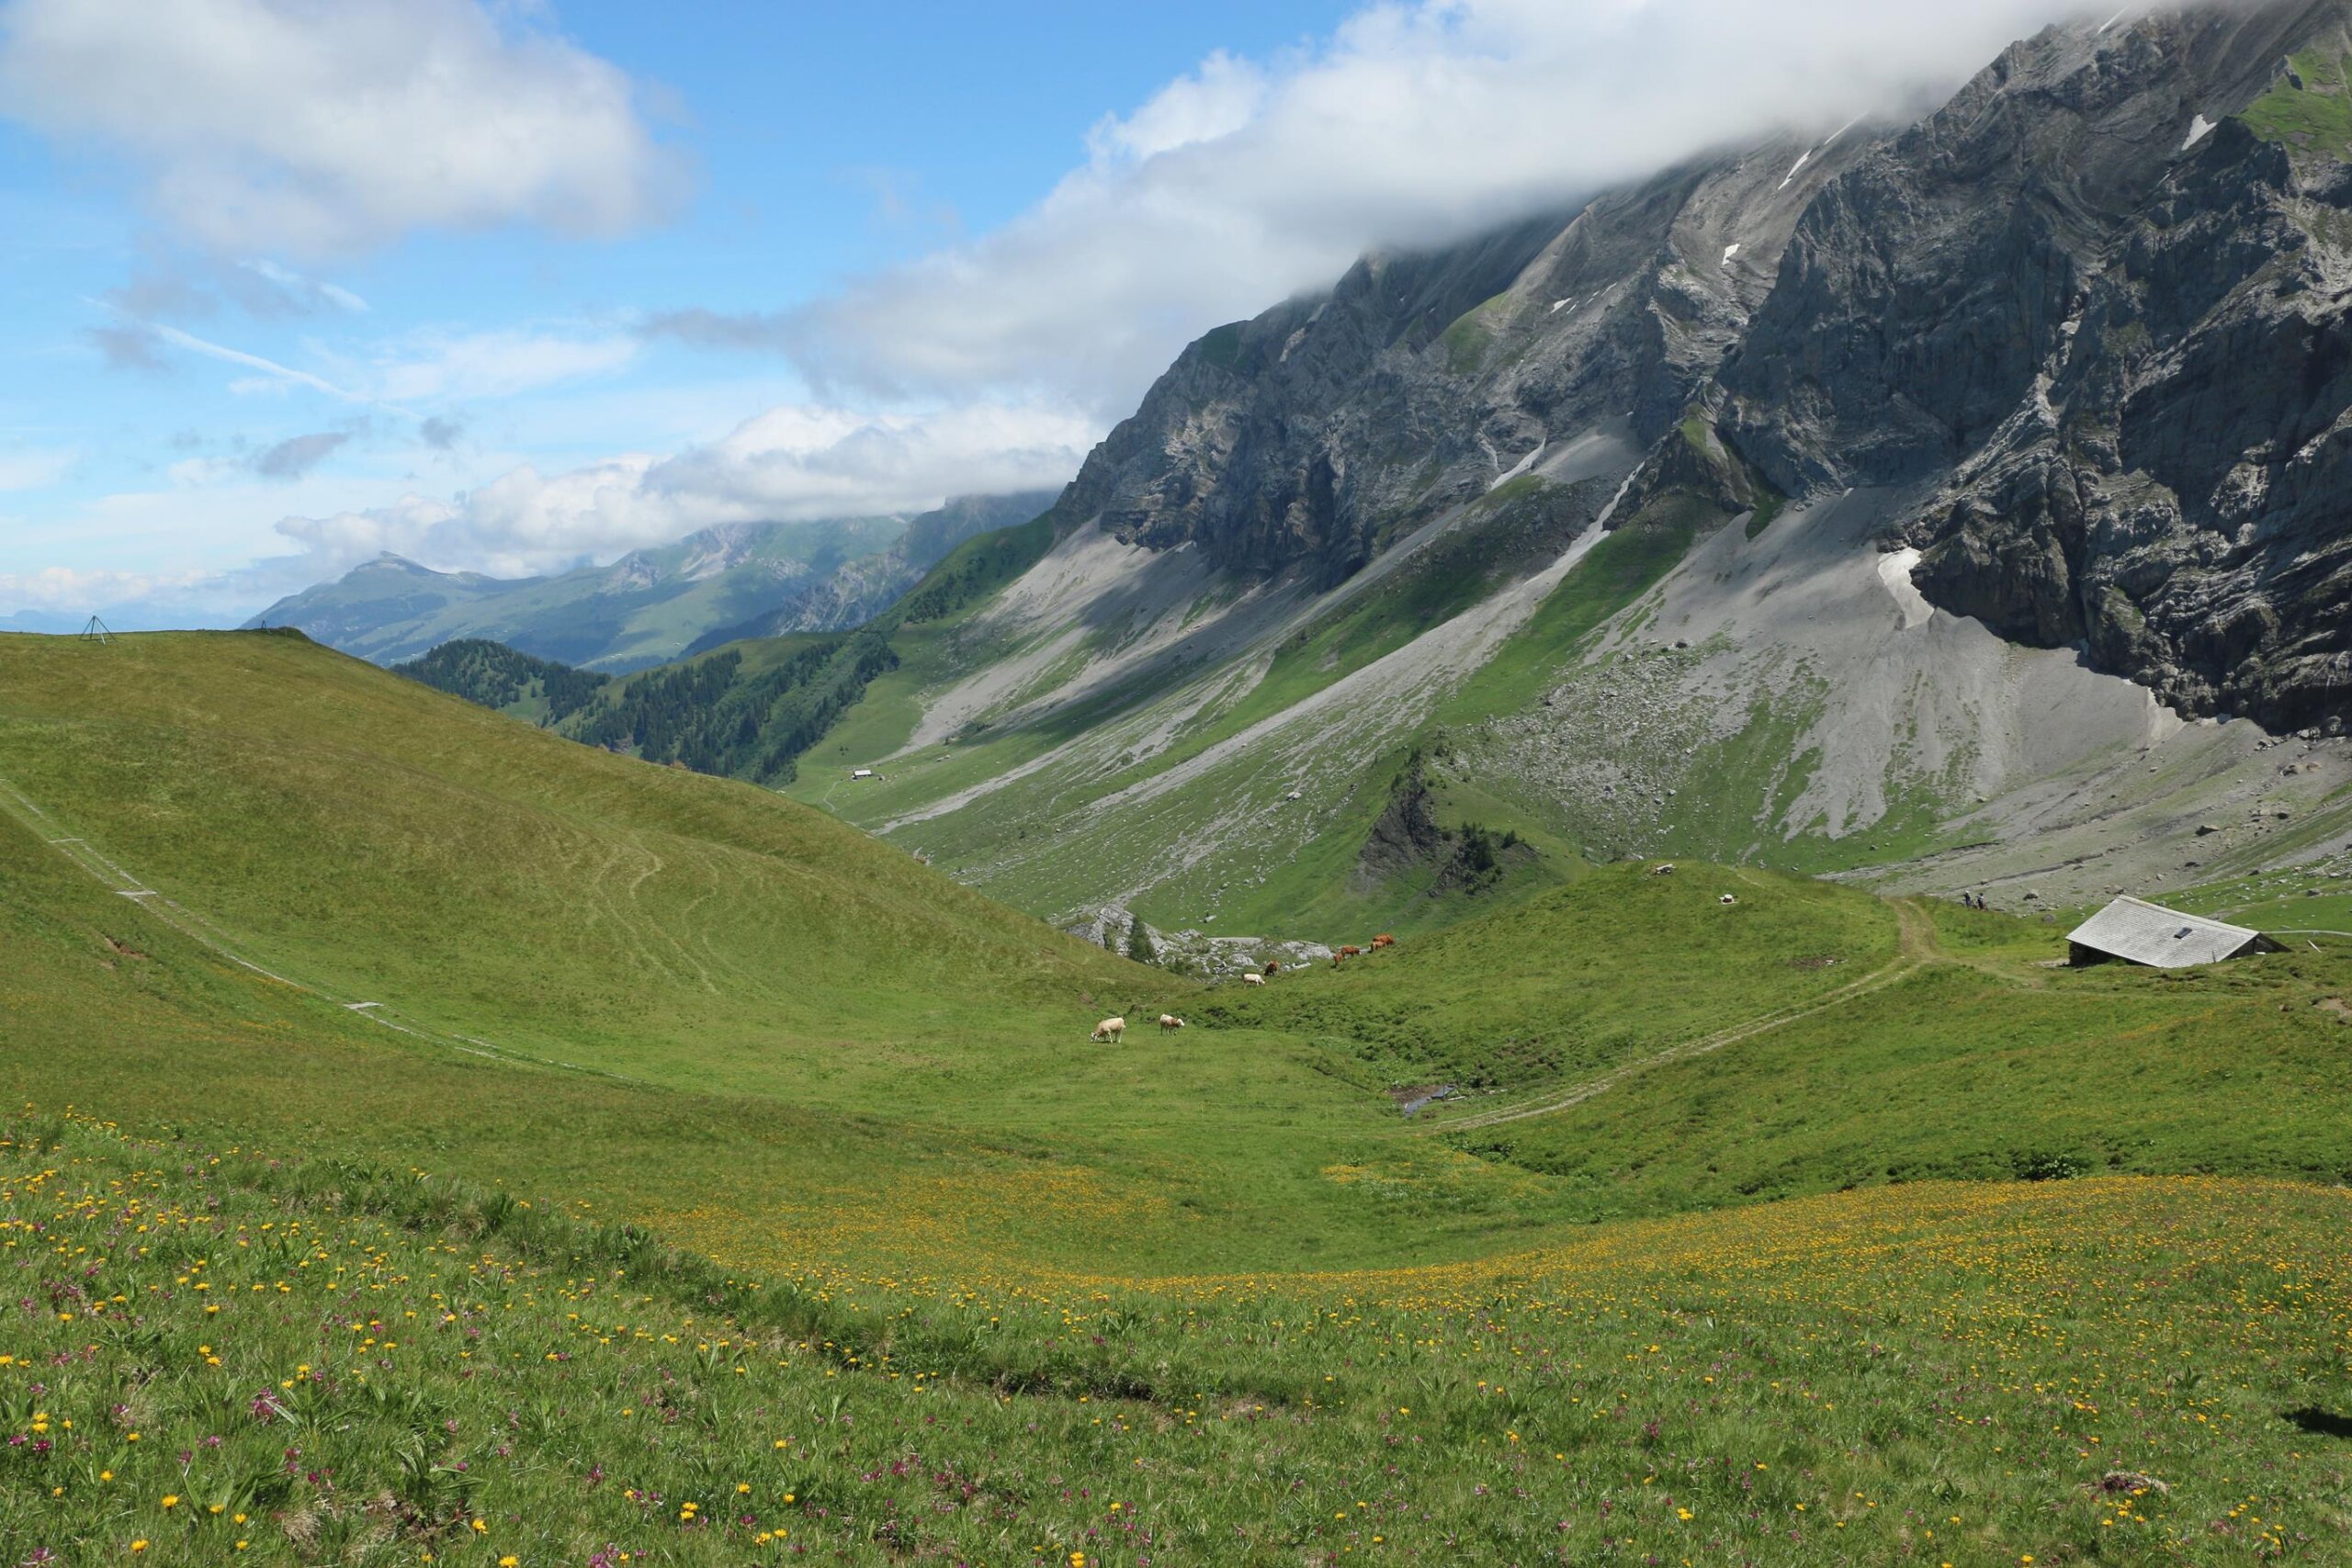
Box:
xmin=2065 ymin=897 xmax=2279 ymax=968
xmin=851 ymin=768 xmax=874 ymax=780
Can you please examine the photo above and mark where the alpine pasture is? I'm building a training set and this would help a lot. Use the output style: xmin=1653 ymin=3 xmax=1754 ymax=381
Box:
xmin=2 ymin=631 xmax=2347 ymax=1563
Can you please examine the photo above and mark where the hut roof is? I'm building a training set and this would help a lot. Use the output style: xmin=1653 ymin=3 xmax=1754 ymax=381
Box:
xmin=2066 ymin=896 xmax=2269 ymax=968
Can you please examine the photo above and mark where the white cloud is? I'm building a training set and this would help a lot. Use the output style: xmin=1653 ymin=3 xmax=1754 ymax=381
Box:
xmin=371 ymin=330 xmax=639 ymax=403
xmin=143 ymin=321 xmax=379 ymax=406
xmin=786 ymin=0 xmax=2082 ymax=411
xmin=267 ymin=399 xmax=1097 ymax=581
xmin=1083 ymin=50 xmax=1269 ymax=164
xmin=0 ymin=564 xmax=214 ymax=611
xmin=0 ymin=446 xmax=75 ymax=491
xmin=243 ymin=260 xmax=368 ymax=313
xmin=108 ymin=315 xmax=636 ymax=412
xmin=0 ymin=0 xmax=686 ymax=255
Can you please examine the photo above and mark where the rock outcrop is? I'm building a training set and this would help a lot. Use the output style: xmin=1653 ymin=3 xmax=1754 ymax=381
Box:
xmin=1050 ymin=0 xmax=2352 ymax=730
xmin=1046 ymin=130 xmax=1871 ymax=585
xmin=1724 ymin=1 xmax=2352 ymax=729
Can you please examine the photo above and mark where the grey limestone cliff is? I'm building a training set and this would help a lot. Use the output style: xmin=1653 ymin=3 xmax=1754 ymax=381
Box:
xmin=1047 ymin=0 xmax=2352 ymax=730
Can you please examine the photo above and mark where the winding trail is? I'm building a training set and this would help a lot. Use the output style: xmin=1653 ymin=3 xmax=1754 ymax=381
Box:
xmin=1428 ymin=898 xmax=1940 ymax=1134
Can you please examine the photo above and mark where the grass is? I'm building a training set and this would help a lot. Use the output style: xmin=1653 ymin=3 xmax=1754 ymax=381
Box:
xmin=1201 ymin=861 xmax=1896 ymax=1090
xmin=0 ymin=632 xmax=1464 ymax=1276
xmin=6 ymin=1113 xmax=2346 ymax=1565
xmin=8 ymin=631 xmax=2352 ymax=1561
xmin=1458 ymin=933 xmax=2352 ymax=1219
xmin=2242 ymin=51 xmax=2352 ymax=161
xmin=1438 ymin=493 xmax=1715 ymax=723
xmin=0 ymin=632 xmax=1133 ymax=1084
xmin=1436 ymin=290 xmax=1510 ymax=375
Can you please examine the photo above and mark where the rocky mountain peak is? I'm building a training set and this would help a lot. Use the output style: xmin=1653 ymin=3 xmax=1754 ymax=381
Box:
xmin=1027 ymin=0 xmax=2352 ymax=732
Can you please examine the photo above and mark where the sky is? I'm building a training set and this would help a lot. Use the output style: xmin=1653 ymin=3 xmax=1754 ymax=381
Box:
xmin=0 ymin=0 xmax=2092 ymax=629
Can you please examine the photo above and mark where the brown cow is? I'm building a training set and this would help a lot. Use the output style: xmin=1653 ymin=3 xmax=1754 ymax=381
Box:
xmin=1263 ymin=959 xmax=1281 ymax=976
xmin=1370 ymin=933 xmax=1396 ymax=950
xmin=1332 ymin=943 xmax=1364 ymax=967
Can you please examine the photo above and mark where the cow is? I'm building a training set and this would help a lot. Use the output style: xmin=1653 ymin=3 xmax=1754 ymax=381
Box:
xmin=1159 ymin=1014 xmax=1186 ymax=1032
xmin=1091 ymin=1016 xmax=1126 ymax=1043
xmin=1370 ymin=933 xmax=1396 ymax=950
xmin=1241 ymin=972 xmax=1266 ymax=987
xmin=1332 ymin=944 xmax=1363 ymax=968
xmin=1263 ymin=959 xmax=1281 ymax=976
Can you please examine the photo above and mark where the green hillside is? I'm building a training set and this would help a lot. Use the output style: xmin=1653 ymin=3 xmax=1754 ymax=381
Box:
xmin=767 ymin=485 xmax=1740 ymax=941
xmin=0 ymin=630 xmax=1135 ymax=1077
xmin=390 ymin=637 xmax=612 ymax=725
xmin=0 ymin=628 xmax=1591 ymax=1273
xmin=493 ymin=513 xmax=1064 ymax=786
xmin=6 ymin=629 xmax=2352 ymax=1562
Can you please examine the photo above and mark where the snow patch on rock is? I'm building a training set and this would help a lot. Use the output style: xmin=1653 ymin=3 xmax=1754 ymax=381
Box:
xmin=1876 ymin=547 xmax=1933 ymax=630
xmin=1489 ymin=438 xmax=1547 ymax=491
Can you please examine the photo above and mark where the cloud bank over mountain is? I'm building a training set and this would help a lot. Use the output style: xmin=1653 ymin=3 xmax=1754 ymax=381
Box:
xmin=262 ymin=399 xmax=1096 ymax=584
xmin=777 ymin=0 xmax=2087 ymax=411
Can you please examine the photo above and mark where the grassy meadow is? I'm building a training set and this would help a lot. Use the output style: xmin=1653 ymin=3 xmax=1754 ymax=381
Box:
xmin=4 ymin=1114 xmax=2345 ymax=1565
xmin=3 ymin=630 xmax=2350 ymax=1562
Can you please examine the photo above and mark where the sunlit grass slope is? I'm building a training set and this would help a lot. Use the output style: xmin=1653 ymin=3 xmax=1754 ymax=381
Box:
xmin=1452 ymin=930 xmax=2352 ymax=1219
xmin=1201 ymin=860 xmax=1897 ymax=1087
xmin=5 ymin=1113 xmax=2346 ymax=1565
xmin=7 ymin=630 xmax=2352 ymax=1280
xmin=0 ymin=630 xmax=1557 ymax=1272
xmin=0 ymin=628 xmax=1140 ymax=1090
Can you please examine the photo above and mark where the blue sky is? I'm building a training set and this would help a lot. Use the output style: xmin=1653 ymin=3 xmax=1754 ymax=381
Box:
xmin=0 ymin=0 xmax=2072 ymax=628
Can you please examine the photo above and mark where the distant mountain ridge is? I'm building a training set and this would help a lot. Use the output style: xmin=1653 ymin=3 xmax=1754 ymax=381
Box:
xmin=245 ymin=492 xmax=1057 ymax=671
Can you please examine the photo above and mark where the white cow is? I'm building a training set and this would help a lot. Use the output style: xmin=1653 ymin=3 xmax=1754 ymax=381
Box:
xmin=1240 ymin=972 xmax=1266 ymax=986
xmin=1091 ymin=1016 xmax=1126 ymax=1043
xmin=1159 ymin=1014 xmax=1186 ymax=1032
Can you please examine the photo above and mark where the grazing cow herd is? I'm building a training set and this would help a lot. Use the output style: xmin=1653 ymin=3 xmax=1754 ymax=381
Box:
xmin=1091 ymin=1012 xmax=1189 ymax=1040
xmin=1088 ymin=931 xmax=1402 ymax=1039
